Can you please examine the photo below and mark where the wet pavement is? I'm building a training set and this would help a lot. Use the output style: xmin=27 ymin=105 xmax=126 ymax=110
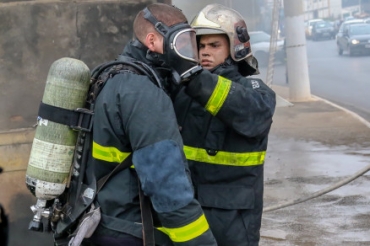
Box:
xmin=260 ymin=85 xmax=370 ymax=245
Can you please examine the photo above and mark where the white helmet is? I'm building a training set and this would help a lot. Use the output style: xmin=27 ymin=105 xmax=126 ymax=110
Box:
xmin=191 ymin=4 xmax=259 ymax=75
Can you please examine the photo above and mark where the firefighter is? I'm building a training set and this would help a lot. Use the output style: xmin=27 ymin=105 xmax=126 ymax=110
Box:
xmin=171 ymin=4 xmax=276 ymax=246
xmin=81 ymin=3 xmax=216 ymax=245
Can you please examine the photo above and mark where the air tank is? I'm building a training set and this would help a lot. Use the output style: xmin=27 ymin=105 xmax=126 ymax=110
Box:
xmin=26 ymin=57 xmax=90 ymax=202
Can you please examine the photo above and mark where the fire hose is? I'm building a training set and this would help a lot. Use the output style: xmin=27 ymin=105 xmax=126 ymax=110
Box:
xmin=263 ymin=161 xmax=370 ymax=212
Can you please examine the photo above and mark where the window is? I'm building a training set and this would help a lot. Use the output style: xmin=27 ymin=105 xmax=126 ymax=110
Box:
xmin=342 ymin=0 xmax=359 ymax=8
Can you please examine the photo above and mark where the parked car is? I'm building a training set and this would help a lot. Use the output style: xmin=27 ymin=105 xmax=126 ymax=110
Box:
xmin=344 ymin=15 xmax=355 ymax=21
xmin=305 ymin=18 xmax=324 ymax=39
xmin=249 ymin=31 xmax=285 ymax=66
xmin=311 ymin=21 xmax=336 ymax=40
xmin=337 ymin=23 xmax=370 ymax=56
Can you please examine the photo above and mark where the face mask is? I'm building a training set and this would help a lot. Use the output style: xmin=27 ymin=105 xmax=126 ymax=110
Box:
xmin=143 ymin=7 xmax=200 ymax=84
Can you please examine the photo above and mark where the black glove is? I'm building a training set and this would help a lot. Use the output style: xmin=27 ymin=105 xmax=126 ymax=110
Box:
xmin=180 ymin=65 xmax=203 ymax=83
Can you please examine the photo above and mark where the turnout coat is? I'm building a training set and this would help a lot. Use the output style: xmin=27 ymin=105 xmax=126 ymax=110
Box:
xmin=172 ymin=60 xmax=276 ymax=246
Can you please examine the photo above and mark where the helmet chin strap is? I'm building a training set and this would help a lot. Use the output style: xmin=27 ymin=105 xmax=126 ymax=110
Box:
xmin=224 ymin=56 xmax=235 ymax=65
xmin=209 ymin=56 xmax=234 ymax=72
xmin=209 ymin=55 xmax=259 ymax=77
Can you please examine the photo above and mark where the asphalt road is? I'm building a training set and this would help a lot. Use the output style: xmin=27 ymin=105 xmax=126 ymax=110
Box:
xmin=307 ymin=38 xmax=370 ymax=121
xmin=258 ymin=37 xmax=370 ymax=122
xmin=255 ymin=37 xmax=370 ymax=245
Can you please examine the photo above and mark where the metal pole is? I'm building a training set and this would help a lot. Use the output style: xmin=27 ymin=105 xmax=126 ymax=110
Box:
xmin=265 ymin=0 xmax=280 ymax=87
xmin=284 ymin=0 xmax=311 ymax=101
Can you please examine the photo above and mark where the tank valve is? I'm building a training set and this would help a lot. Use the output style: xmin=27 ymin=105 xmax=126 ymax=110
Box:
xmin=29 ymin=199 xmax=50 ymax=232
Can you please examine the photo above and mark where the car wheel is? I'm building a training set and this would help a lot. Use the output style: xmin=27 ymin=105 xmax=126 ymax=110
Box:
xmin=337 ymin=44 xmax=343 ymax=55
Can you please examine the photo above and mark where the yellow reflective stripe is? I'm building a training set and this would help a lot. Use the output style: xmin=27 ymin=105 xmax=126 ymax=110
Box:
xmin=184 ymin=146 xmax=265 ymax=166
xmin=157 ymin=214 xmax=209 ymax=243
xmin=205 ymin=76 xmax=231 ymax=116
xmin=92 ymin=141 xmax=131 ymax=163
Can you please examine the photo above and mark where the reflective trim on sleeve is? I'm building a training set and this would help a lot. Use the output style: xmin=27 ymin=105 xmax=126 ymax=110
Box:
xmin=184 ymin=146 xmax=265 ymax=166
xmin=92 ymin=141 xmax=131 ymax=163
xmin=204 ymin=76 xmax=232 ymax=116
xmin=157 ymin=214 xmax=210 ymax=243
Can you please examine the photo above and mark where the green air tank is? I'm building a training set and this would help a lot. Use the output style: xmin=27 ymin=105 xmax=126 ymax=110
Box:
xmin=26 ymin=57 xmax=90 ymax=201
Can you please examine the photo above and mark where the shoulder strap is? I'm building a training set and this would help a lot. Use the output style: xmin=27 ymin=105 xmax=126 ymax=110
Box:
xmin=95 ymin=154 xmax=155 ymax=246
xmin=139 ymin=181 xmax=155 ymax=246
xmin=88 ymin=59 xmax=163 ymax=105
xmin=96 ymin=154 xmax=132 ymax=193
xmin=116 ymin=55 xmax=163 ymax=89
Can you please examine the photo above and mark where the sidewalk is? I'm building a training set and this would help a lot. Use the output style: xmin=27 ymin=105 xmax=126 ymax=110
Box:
xmin=260 ymin=85 xmax=370 ymax=245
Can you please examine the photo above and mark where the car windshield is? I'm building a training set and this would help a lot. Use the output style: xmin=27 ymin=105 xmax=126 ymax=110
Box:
xmin=249 ymin=32 xmax=270 ymax=44
xmin=339 ymin=20 xmax=364 ymax=32
xmin=315 ymin=22 xmax=331 ymax=28
xmin=349 ymin=25 xmax=370 ymax=35
xmin=309 ymin=20 xmax=322 ymax=26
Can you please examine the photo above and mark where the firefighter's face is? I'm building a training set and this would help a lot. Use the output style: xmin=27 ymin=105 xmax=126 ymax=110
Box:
xmin=198 ymin=34 xmax=230 ymax=70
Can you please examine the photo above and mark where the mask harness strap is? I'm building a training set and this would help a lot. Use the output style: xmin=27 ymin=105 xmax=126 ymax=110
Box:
xmin=143 ymin=8 xmax=169 ymax=36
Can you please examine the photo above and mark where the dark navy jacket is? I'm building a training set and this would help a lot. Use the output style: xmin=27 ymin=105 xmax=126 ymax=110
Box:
xmin=172 ymin=60 xmax=276 ymax=245
xmin=87 ymin=41 xmax=217 ymax=246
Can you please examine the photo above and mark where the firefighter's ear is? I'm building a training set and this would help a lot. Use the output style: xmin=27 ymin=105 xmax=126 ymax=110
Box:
xmin=145 ymin=32 xmax=164 ymax=54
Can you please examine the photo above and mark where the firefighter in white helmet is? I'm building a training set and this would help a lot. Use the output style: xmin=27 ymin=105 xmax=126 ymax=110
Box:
xmin=171 ymin=4 xmax=276 ymax=245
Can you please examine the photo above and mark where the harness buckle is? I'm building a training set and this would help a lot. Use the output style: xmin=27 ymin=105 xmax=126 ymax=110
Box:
xmin=70 ymin=108 xmax=94 ymax=132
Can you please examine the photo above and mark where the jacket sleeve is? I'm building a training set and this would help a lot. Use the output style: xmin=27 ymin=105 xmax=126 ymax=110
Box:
xmin=185 ymin=69 xmax=276 ymax=137
xmin=117 ymin=73 xmax=217 ymax=245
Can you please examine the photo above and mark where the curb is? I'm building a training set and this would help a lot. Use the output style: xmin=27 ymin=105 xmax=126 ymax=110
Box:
xmin=312 ymin=95 xmax=370 ymax=129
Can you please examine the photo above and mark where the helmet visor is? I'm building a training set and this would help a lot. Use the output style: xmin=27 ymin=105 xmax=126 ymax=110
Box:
xmin=173 ymin=29 xmax=199 ymax=63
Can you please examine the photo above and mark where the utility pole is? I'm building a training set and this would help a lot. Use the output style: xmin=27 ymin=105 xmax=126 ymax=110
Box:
xmin=359 ymin=0 xmax=362 ymax=14
xmin=265 ymin=0 xmax=280 ymax=87
xmin=284 ymin=0 xmax=311 ymax=101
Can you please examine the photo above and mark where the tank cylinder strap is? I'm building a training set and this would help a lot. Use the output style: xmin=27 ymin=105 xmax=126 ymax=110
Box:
xmin=38 ymin=102 xmax=93 ymax=132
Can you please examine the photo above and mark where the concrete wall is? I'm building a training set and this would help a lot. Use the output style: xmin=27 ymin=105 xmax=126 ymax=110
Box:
xmin=0 ymin=0 xmax=154 ymax=131
xmin=0 ymin=1 xmax=171 ymax=245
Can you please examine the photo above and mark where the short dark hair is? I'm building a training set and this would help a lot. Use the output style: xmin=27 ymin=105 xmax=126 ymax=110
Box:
xmin=133 ymin=3 xmax=187 ymax=43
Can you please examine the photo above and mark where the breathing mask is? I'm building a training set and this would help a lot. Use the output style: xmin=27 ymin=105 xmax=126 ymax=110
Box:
xmin=143 ymin=7 xmax=202 ymax=84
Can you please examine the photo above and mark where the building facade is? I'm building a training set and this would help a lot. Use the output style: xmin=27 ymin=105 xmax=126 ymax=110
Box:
xmin=303 ymin=0 xmax=370 ymax=21
xmin=303 ymin=0 xmax=342 ymax=20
